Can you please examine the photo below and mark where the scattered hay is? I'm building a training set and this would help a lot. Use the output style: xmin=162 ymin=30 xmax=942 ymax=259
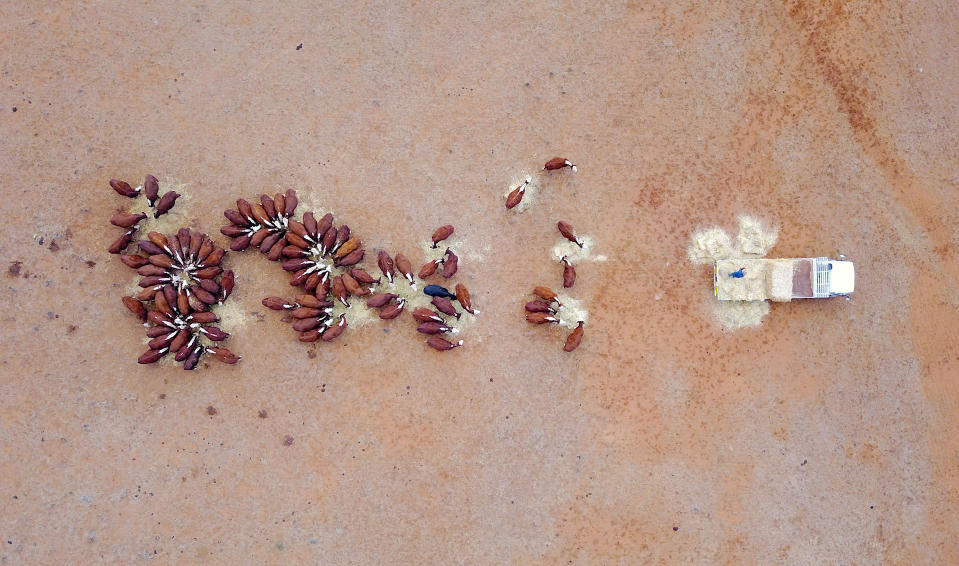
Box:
xmin=736 ymin=215 xmax=778 ymax=256
xmin=296 ymin=192 xmax=332 ymax=218
xmin=127 ymin=180 xmax=196 ymax=236
xmin=552 ymin=235 xmax=602 ymax=263
xmin=689 ymin=215 xmax=779 ymax=329
xmin=419 ymin=240 xmax=455 ymax=264
xmin=688 ymin=215 xmax=779 ymax=265
xmin=450 ymin=305 xmax=480 ymax=336
xmin=418 ymin=235 xmax=489 ymax=265
xmin=389 ymin=278 xmax=421 ymax=304
xmin=336 ymin=296 xmax=379 ymax=328
xmin=712 ymin=300 xmax=770 ymax=330
xmin=502 ymin=175 xmax=537 ymax=212
xmin=687 ymin=228 xmax=735 ymax=265
xmin=124 ymin=278 xmax=144 ymax=301
xmin=215 ymin=299 xmax=249 ymax=333
xmin=555 ymin=294 xmax=588 ymax=328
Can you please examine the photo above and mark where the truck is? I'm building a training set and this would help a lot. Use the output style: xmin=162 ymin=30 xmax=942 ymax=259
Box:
xmin=714 ymin=257 xmax=855 ymax=302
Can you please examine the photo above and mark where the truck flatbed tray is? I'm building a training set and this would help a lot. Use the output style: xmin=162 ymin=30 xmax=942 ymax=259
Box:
xmin=792 ymin=259 xmax=813 ymax=297
xmin=715 ymin=259 xmax=798 ymax=302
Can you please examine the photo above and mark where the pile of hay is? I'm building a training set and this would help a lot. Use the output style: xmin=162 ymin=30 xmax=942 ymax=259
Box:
xmin=767 ymin=260 xmax=794 ymax=302
xmin=687 ymin=228 xmax=735 ymax=265
xmin=687 ymin=216 xmax=778 ymax=265
xmin=712 ymin=300 xmax=770 ymax=330
xmin=736 ymin=215 xmax=779 ymax=256
xmin=715 ymin=260 xmax=769 ymax=301
xmin=688 ymin=215 xmax=780 ymax=329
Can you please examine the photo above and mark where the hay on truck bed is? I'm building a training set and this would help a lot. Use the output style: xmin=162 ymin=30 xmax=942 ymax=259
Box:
xmin=766 ymin=260 xmax=794 ymax=302
xmin=715 ymin=259 xmax=794 ymax=302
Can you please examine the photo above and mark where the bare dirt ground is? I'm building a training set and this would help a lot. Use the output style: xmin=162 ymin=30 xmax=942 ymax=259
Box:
xmin=1 ymin=2 xmax=957 ymax=564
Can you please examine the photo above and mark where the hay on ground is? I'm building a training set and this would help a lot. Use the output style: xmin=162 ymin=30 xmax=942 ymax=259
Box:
xmin=687 ymin=228 xmax=735 ymax=265
xmin=712 ymin=300 xmax=770 ymax=330
xmin=736 ymin=215 xmax=778 ymax=256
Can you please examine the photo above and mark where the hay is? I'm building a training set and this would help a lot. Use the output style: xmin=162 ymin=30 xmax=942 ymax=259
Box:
xmin=418 ymin=235 xmax=489 ymax=265
xmin=688 ymin=215 xmax=778 ymax=265
xmin=736 ymin=215 xmax=778 ymax=256
xmin=715 ymin=259 xmax=794 ymax=302
xmin=767 ymin=260 xmax=794 ymax=302
xmin=551 ymin=235 xmax=602 ymax=263
xmin=502 ymin=175 xmax=537 ymax=212
xmin=450 ymin=304 xmax=480 ymax=336
xmin=215 ymin=300 xmax=250 ymax=332
xmin=420 ymin=240 xmax=455 ymax=263
xmin=715 ymin=260 xmax=768 ymax=301
xmin=337 ymin=296 xmax=380 ymax=328
xmin=690 ymin=215 xmax=779 ymax=329
xmin=687 ymin=228 xmax=735 ymax=265
xmin=125 ymin=180 xmax=198 ymax=236
xmin=555 ymin=294 xmax=588 ymax=327
xmin=712 ymin=300 xmax=770 ymax=330
xmin=296 ymin=192 xmax=332 ymax=218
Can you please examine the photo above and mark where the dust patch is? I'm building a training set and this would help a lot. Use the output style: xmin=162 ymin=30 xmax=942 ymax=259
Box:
xmin=502 ymin=175 xmax=537 ymax=212
xmin=712 ymin=300 xmax=770 ymax=330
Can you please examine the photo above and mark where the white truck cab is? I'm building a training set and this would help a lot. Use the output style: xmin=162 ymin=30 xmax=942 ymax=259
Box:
xmin=827 ymin=259 xmax=856 ymax=295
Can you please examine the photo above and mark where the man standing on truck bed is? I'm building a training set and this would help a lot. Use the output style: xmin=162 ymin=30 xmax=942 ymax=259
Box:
xmin=728 ymin=266 xmax=746 ymax=278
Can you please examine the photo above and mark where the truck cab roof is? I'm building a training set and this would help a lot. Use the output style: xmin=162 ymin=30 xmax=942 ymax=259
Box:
xmin=829 ymin=260 xmax=855 ymax=295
